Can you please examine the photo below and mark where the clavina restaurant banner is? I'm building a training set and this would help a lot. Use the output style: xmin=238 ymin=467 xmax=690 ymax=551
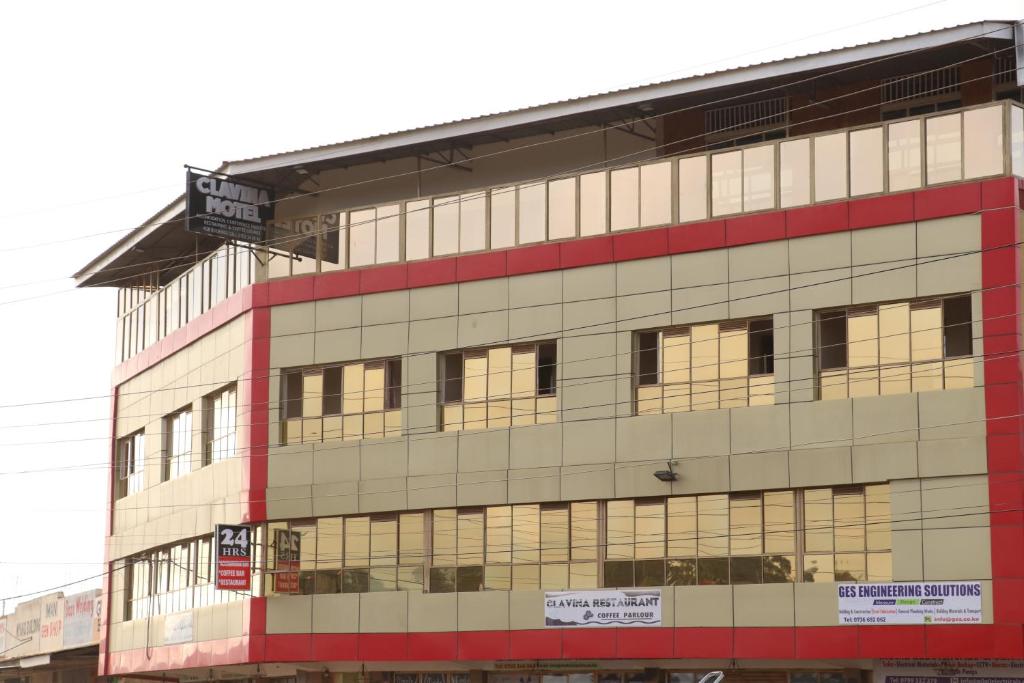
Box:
xmin=544 ymin=590 xmax=662 ymax=628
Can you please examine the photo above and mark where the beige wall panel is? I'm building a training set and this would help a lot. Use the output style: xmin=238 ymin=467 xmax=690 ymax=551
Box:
xmin=563 ymin=263 xmax=616 ymax=301
xmin=617 ymin=258 xmax=671 ymax=297
xmin=510 ymin=303 xmax=563 ymax=341
xmin=509 ymin=271 xmax=563 ymax=309
xmin=457 ymin=428 xmax=510 ymax=472
xmin=852 ymin=442 xmax=919 ymax=482
xmin=509 ymin=422 xmax=562 ymax=469
xmin=362 ymin=322 xmax=409 ymax=358
xmin=794 ymin=582 xmax=840 ymax=626
xmin=616 ymin=414 xmax=672 ymax=463
xmin=409 ymin=317 xmax=458 ymax=353
xmin=313 ymin=440 xmax=361 ymax=482
xmin=672 ymin=283 xmax=731 ymax=326
xmin=311 ymin=480 xmax=359 ymax=518
xmin=853 ymin=393 xmax=919 ymax=445
xmin=671 ymin=409 xmax=731 ymax=459
xmin=458 ymin=311 xmax=509 ymax=347
xmin=410 ymin=284 xmax=458 ymax=320
xmin=616 ymin=291 xmax=672 ymax=331
xmin=408 ymin=433 xmax=458 ymax=476
xmin=923 ymin=526 xmax=991 ymax=580
xmin=731 ymin=404 xmax=790 ymax=454
xmin=508 ymin=467 xmax=560 ymax=503
xmin=918 ymin=436 xmax=988 ymax=478
xmin=458 ymin=591 xmax=510 ymax=631
xmin=789 ymin=267 xmax=852 ymax=312
xmin=729 ymin=276 xmax=790 ymax=319
xmin=917 ymin=215 xmax=981 ymax=257
xmin=789 ymin=447 xmax=853 ymax=488
xmin=267 ymin=485 xmax=313 ymax=519
xmin=271 ymin=302 xmax=316 ymax=337
xmin=359 ymin=592 xmax=409 ymax=633
xmin=917 ymin=253 xmax=981 ymax=298
xmin=921 ymin=475 xmax=989 ymax=529
xmin=267 ymin=596 xmax=313 ymax=634
xmin=790 ymin=399 xmax=853 ymax=449
xmin=456 ymin=470 xmax=508 ymax=506
xmin=459 ymin=279 xmax=508 ymax=315
xmin=562 ymin=419 xmax=615 ymax=465
xmin=509 ymin=591 xmax=546 ymax=630
xmin=268 ymin=445 xmax=314 ymax=487
xmin=918 ymin=388 xmax=986 ymax=440
xmin=315 ymin=296 xmax=362 ymax=331
xmin=363 ymin=290 xmax=410 ymax=326
xmin=561 ymin=464 xmax=615 ymax=500
xmin=360 ymin=439 xmax=409 ymax=480
xmin=674 ymin=585 xmax=733 ymax=627
xmin=672 ymin=455 xmax=730 ymax=495
xmin=358 ymin=477 xmax=407 ymax=513
xmin=615 ymin=462 xmax=676 ymax=498
xmin=408 ymin=473 xmax=457 ymax=509
xmin=312 ymin=593 xmax=360 ymax=633
xmin=730 ymin=450 xmax=789 ymax=491
xmin=733 ymin=584 xmax=795 ymax=627
xmin=313 ymin=327 xmax=361 ymax=365
xmin=408 ymin=592 xmax=457 ymax=632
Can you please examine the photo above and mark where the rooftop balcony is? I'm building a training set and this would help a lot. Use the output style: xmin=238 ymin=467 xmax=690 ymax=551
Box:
xmin=115 ymin=100 xmax=1024 ymax=364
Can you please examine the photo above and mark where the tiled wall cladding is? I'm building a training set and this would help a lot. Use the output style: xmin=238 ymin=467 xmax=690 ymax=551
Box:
xmin=114 ymin=102 xmax=1024 ymax=363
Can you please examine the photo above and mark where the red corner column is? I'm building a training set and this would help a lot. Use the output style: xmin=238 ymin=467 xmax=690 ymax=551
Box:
xmin=980 ymin=177 xmax=1024 ymax=649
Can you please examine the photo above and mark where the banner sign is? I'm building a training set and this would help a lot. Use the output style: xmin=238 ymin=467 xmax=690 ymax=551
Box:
xmin=838 ymin=581 xmax=982 ymax=624
xmin=62 ymin=589 xmax=101 ymax=649
xmin=38 ymin=595 xmax=63 ymax=653
xmin=875 ymin=659 xmax=1024 ymax=683
xmin=274 ymin=528 xmax=301 ymax=594
xmin=163 ymin=612 xmax=194 ymax=645
xmin=186 ymin=170 xmax=273 ymax=244
xmin=215 ymin=524 xmax=252 ymax=591
xmin=544 ymin=590 xmax=661 ymax=628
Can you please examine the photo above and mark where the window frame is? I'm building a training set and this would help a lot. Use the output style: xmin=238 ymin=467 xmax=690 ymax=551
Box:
xmin=203 ymin=384 xmax=238 ymax=466
xmin=116 ymin=430 xmax=145 ymax=499
xmin=162 ymin=406 xmax=193 ymax=482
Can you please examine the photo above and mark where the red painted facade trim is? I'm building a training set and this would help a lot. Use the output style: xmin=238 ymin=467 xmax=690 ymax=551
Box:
xmin=103 ymin=178 xmax=1024 ymax=675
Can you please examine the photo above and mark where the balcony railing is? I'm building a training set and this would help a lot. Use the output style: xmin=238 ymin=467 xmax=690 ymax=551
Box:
xmin=116 ymin=101 xmax=1024 ymax=363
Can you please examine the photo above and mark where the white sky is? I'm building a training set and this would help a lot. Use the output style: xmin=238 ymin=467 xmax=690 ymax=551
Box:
xmin=0 ymin=0 xmax=1019 ymax=608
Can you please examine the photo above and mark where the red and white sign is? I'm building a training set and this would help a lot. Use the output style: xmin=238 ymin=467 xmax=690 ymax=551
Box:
xmin=215 ymin=524 xmax=252 ymax=591
xmin=274 ymin=529 xmax=301 ymax=594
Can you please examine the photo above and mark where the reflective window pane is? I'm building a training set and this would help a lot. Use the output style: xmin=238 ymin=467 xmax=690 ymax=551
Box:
xmin=376 ymin=205 xmax=400 ymax=263
xmin=711 ymin=151 xmax=742 ymax=216
xmin=926 ymin=113 xmax=962 ymax=184
xmin=349 ymin=209 xmax=376 ymax=267
xmin=405 ymin=199 xmax=431 ymax=260
xmin=606 ymin=499 xmax=634 ymax=560
xmin=610 ymin=167 xmax=640 ymax=231
xmin=814 ymin=133 xmax=847 ymax=201
xmin=518 ymin=183 xmax=547 ymax=244
xmin=697 ymin=494 xmax=728 ymax=557
xmin=963 ymin=105 xmax=1003 ymax=178
xmin=678 ymin=156 xmax=708 ymax=221
xmin=849 ymin=127 xmax=884 ymax=197
xmin=548 ymin=178 xmax=577 ymax=240
xmin=459 ymin=192 xmax=487 ymax=253
xmin=1012 ymin=106 xmax=1024 ymax=177
xmin=780 ymin=138 xmax=811 ymax=208
xmin=490 ymin=187 xmax=516 ymax=248
xmin=433 ymin=196 xmax=459 ymax=255
xmin=579 ymin=172 xmax=608 ymax=236
xmin=742 ymin=145 xmax=774 ymax=212
xmin=640 ymin=161 xmax=672 ymax=226
xmin=888 ymin=120 xmax=922 ymax=191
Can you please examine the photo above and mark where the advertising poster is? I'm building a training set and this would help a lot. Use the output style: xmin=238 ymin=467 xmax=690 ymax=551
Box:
xmin=838 ymin=581 xmax=982 ymax=624
xmin=274 ymin=528 xmax=301 ymax=594
xmin=215 ymin=524 xmax=252 ymax=591
xmin=186 ymin=170 xmax=273 ymax=244
xmin=874 ymin=659 xmax=1024 ymax=683
xmin=63 ymin=589 xmax=101 ymax=648
xmin=544 ymin=590 xmax=661 ymax=628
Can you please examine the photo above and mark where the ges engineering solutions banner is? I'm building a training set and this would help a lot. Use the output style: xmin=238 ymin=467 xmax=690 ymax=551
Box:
xmin=838 ymin=581 xmax=982 ymax=624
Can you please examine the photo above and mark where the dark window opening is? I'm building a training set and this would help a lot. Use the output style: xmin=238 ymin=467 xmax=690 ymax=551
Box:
xmin=429 ymin=567 xmax=456 ymax=593
xmin=442 ymin=353 xmax=463 ymax=403
xmin=819 ymin=312 xmax=848 ymax=370
xmin=943 ymin=295 xmax=973 ymax=357
xmin=385 ymin=359 xmax=402 ymax=409
xmin=748 ymin=319 xmax=775 ymax=375
xmin=636 ymin=331 xmax=659 ymax=385
xmin=538 ymin=342 xmax=557 ymax=395
xmin=322 ymin=367 xmax=342 ymax=415
xmin=283 ymin=370 xmax=302 ymax=418
xmin=603 ymin=560 xmax=634 ymax=588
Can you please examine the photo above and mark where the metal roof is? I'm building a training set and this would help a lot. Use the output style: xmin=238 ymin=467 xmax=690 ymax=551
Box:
xmin=74 ymin=19 xmax=1018 ymax=286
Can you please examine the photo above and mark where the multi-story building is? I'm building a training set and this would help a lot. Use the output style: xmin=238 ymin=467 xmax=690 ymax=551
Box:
xmin=76 ymin=20 xmax=1024 ymax=683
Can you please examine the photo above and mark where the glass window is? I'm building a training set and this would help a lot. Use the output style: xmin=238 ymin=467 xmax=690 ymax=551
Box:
xmin=579 ymin=171 xmax=608 ymax=235
xmin=518 ymin=183 xmax=547 ymax=244
xmin=640 ymin=161 xmax=672 ymax=226
xmin=963 ymin=106 xmax=1004 ymax=178
xmin=849 ymin=127 xmax=883 ymax=197
xmin=1012 ymin=106 xmax=1024 ymax=178
xmin=490 ymin=187 xmax=516 ymax=248
xmin=888 ymin=119 xmax=922 ymax=191
xmin=433 ymin=196 xmax=459 ymax=256
xmin=780 ymin=138 xmax=811 ymax=208
xmin=697 ymin=494 xmax=728 ymax=557
xmin=459 ymin=192 xmax=487 ymax=253
xmin=742 ymin=145 xmax=774 ymax=212
xmin=610 ymin=167 xmax=640 ymax=231
xmin=205 ymin=385 xmax=236 ymax=465
xmin=711 ymin=150 xmax=742 ymax=216
xmin=164 ymin=408 xmax=192 ymax=482
xmin=348 ymin=208 xmax=376 ymax=267
xmin=116 ymin=431 xmax=145 ymax=498
xmin=926 ymin=113 xmax=962 ymax=184
xmin=678 ymin=156 xmax=708 ymax=221
xmin=813 ymin=133 xmax=847 ymax=202
xmin=548 ymin=178 xmax=577 ymax=240
xmin=405 ymin=199 xmax=431 ymax=261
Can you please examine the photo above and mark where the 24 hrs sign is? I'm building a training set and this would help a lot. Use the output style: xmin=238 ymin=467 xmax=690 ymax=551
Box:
xmin=215 ymin=524 xmax=252 ymax=591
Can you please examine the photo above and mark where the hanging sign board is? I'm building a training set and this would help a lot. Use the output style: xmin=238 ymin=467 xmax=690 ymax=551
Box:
xmin=838 ymin=581 xmax=982 ymax=624
xmin=274 ymin=528 xmax=301 ymax=594
xmin=186 ymin=169 xmax=274 ymax=244
xmin=544 ymin=589 xmax=661 ymax=627
xmin=215 ymin=524 xmax=252 ymax=591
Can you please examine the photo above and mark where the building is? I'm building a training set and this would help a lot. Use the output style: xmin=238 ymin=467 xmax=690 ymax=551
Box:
xmin=0 ymin=590 xmax=101 ymax=683
xmin=75 ymin=19 xmax=1024 ymax=683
